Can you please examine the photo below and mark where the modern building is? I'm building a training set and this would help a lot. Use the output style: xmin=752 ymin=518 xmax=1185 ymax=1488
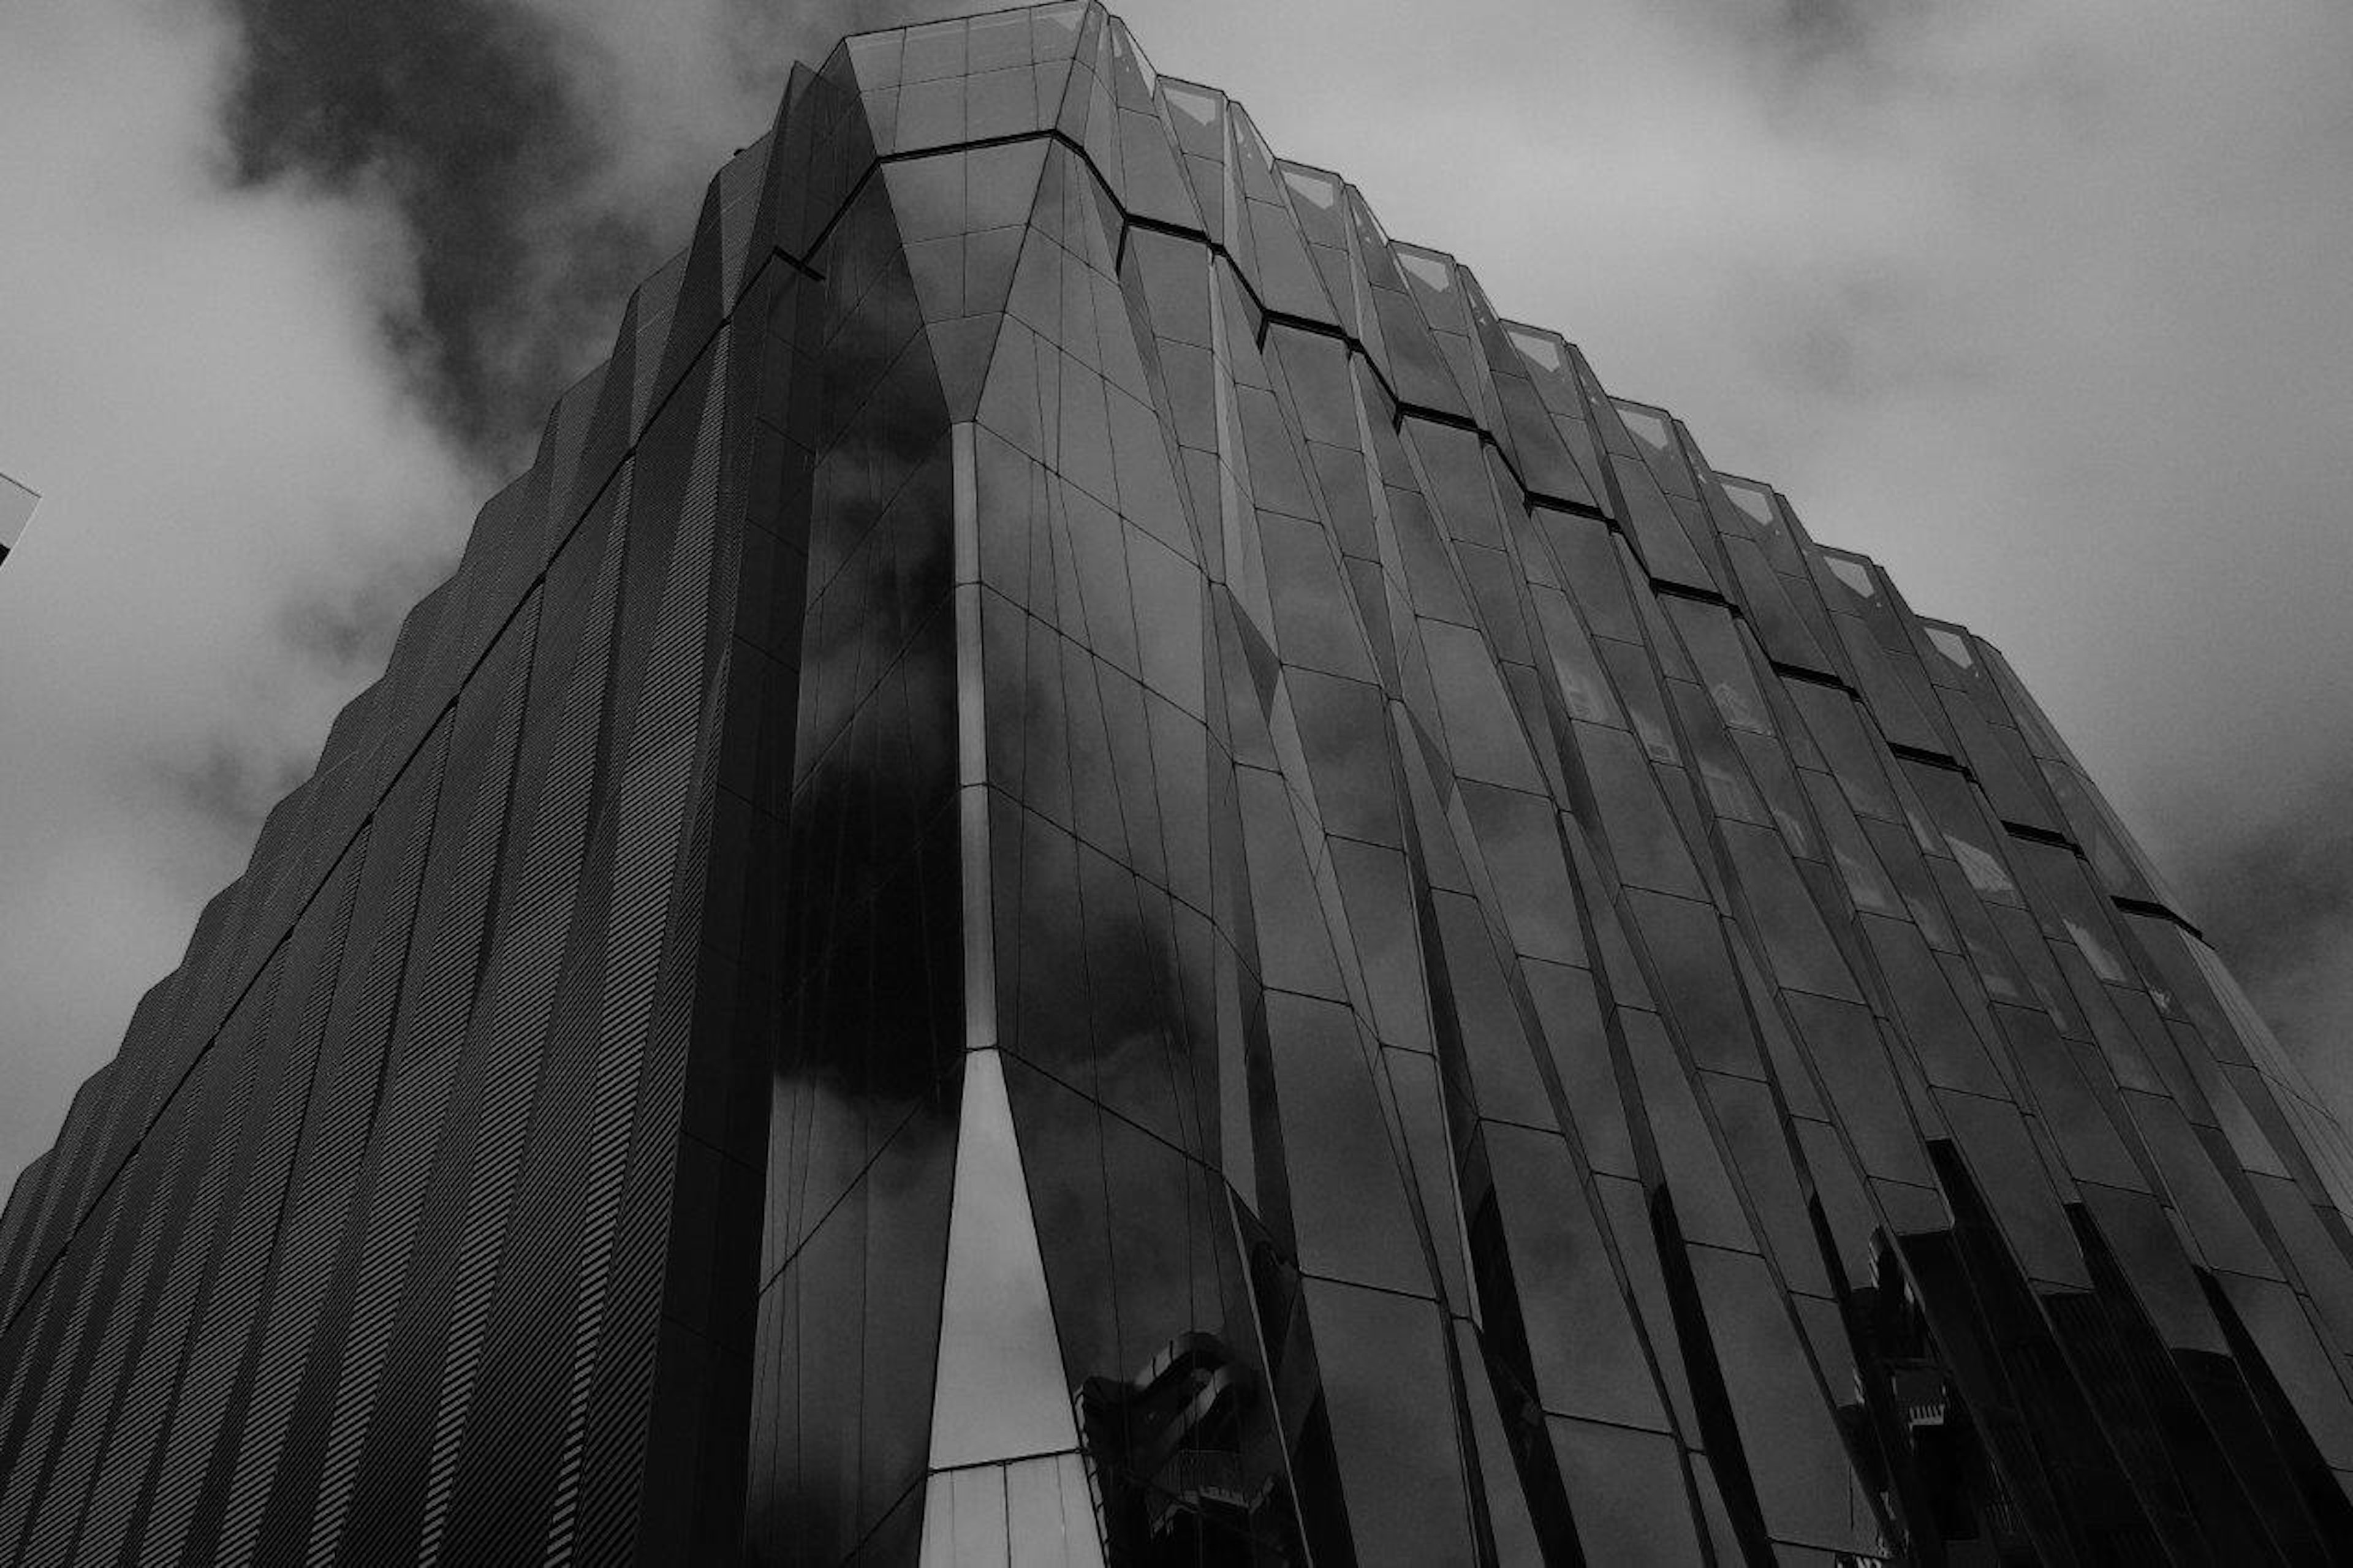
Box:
xmin=4 ymin=5 xmax=2352 ymax=1562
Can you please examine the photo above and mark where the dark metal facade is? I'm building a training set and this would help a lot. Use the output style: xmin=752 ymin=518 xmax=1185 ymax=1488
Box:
xmin=5 ymin=6 xmax=2353 ymax=1562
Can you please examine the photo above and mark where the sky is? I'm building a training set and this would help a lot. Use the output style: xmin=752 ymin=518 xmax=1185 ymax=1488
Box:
xmin=1 ymin=0 xmax=2348 ymax=1186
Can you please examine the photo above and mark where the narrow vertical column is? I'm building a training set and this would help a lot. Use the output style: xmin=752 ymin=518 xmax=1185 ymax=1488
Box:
xmin=954 ymin=423 xmax=999 ymax=1058
xmin=919 ymin=423 xmax=1107 ymax=1568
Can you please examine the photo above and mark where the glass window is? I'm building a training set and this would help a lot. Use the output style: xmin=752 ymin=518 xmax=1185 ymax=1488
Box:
xmin=1821 ymin=552 xmax=1877 ymax=602
xmin=1431 ymin=890 xmax=1551 ymax=1124
xmin=1610 ymin=458 xmax=1715 ymax=591
xmin=1923 ymin=623 xmax=1976 ymax=671
xmin=1127 ymin=228 xmax=1210 ymax=349
xmin=1935 ymin=1091 xmax=2090 ymax=1289
xmin=1378 ymin=477 xmax=1472 ymax=624
xmin=1624 ymin=890 xmax=1759 ymax=1078
xmin=1684 ymin=1246 xmax=1876 ymax=1555
xmin=2216 ymin=1272 xmax=2353 ymax=1468
xmin=1610 ymin=403 xmax=1670 ymax=456
xmin=1265 ymin=327 xmax=1359 ymax=447
xmin=1300 ymin=1280 xmax=1478 ymax=1560
xmin=1530 ymin=586 xmax=1621 ymax=725
xmin=1714 ymin=474 xmax=1800 ymax=573
xmin=1523 ymin=959 xmax=1635 ymax=1178
xmin=1235 ymin=767 xmax=1345 ymax=998
xmin=1624 ymin=1009 xmax=1749 ymax=1251
xmin=1259 ymin=515 xmax=1377 ymax=680
xmin=1125 ymin=526 xmax=1204 ymax=719
xmin=1459 ymin=783 xmax=1584 ymax=965
xmin=1265 ymin=993 xmax=1429 ymax=1293
xmin=1860 ymin=914 xmax=2004 ymax=1094
xmin=1666 ymin=599 xmax=1773 ymax=735
xmin=1719 ymin=822 xmax=1858 ymax=1002
xmin=1575 ymin=722 xmax=1706 ymax=899
xmin=1487 ymin=1123 xmax=1672 ymax=1430
xmin=1592 ymin=637 xmax=1675 ymax=766
xmin=1289 ymin=671 xmax=1400 ymax=845
xmin=1670 ymin=678 xmax=1767 ymax=824
xmin=1547 ymin=1418 xmax=1703 ymax=1562
xmin=1783 ymin=991 xmax=1933 ymax=1184
xmin=1786 ymin=683 xmax=1898 ymax=823
xmin=1422 ymin=621 xmax=1544 ymax=791
xmin=2128 ymin=1092 xmax=2277 ymax=1279
xmin=1406 ymin=420 xmax=1505 ymax=548
xmin=1308 ymin=442 xmax=1379 ymax=560
xmin=1331 ymin=842 xmax=1433 ymax=1051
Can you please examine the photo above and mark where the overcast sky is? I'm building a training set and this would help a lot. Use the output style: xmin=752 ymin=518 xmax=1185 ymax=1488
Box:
xmin=2 ymin=0 xmax=2348 ymax=1185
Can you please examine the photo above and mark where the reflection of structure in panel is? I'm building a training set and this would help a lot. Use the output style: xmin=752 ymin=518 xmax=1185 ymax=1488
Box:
xmin=2 ymin=6 xmax=2350 ymax=1563
xmin=0 ymin=469 xmax=36 ymax=568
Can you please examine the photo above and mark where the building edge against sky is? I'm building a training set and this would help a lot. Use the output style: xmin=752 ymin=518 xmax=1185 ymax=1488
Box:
xmin=4 ymin=3 xmax=2353 ymax=1562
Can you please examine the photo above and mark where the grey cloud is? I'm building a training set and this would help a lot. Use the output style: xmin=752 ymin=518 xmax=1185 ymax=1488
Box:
xmin=1689 ymin=0 xmax=1917 ymax=66
xmin=218 ymin=0 xmax=643 ymax=463
xmin=2181 ymin=798 xmax=2353 ymax=991
xmin=0 ymin=0 xmax=486 ymax=1178
xmin=156 ymin=735 xmax=316 ymax=844
xmin=1742 ymin=262 xmax=1998 ymax=401
xmin=213 ymin=0 xmax=979 ymax=467
xmin=277 ymin=578 xmax=409 ymax=675
xmin=2164 ymin=751 xmax=2353 ymax=1045
xmin=1 ymin=0 xmax=2347 ymax=1195
xmin=1108 ymin=0 xmax=2353 ymax=1091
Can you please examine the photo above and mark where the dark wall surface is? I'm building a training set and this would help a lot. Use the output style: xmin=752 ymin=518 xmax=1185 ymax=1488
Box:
xmin=7 ymin=6 xmax=2353 ymax=1564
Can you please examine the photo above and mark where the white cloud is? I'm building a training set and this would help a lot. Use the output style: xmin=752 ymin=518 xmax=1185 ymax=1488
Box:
xmin=0 ymin=0 xmax=2346 ymax=1187
xmin=1112 ymin=0 xmax=2353 ymax=1074
xmin=0 ymin=0 xmax=479 ymax=1177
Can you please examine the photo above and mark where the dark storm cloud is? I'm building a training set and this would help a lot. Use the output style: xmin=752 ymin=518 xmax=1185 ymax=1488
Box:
xmin=2170 ymin=765 xmax=2353 ymax=1097
xmin=157 ymin=736 xmax=316 ymax=843
xmin=216 ymin=0 xmax=646 ymax=461
xmin=1705 ymin=0 xmax=1900 ymax=62
xmin=2186 ymin=805 xmax=2353 ymax=991
xmin=211 ymin=0 xmax=975 ymax=464
xmin=0 ymin=0 xmax=497 ymax=1189
xmin=2 ymin=0 xmax=2346 ymax=1193
xmin=278 ymin=577 xmax=406 ymax=672
xmin=151 ymin=0 xmax=930 ymax=853
xmin=124 ymin=0 xmax=982 ymax=855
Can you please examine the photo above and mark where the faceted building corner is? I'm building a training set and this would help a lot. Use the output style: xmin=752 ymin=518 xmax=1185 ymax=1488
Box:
xmin=6 ymin=3 xmax=2353 ymax=1562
